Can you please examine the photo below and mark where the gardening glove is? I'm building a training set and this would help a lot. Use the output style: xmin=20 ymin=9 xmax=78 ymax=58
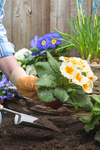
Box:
xmin=9 ymin=67 xmax=40 ymax=100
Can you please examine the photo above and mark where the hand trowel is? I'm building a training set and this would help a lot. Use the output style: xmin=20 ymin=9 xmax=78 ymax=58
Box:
xmin=0 ymin=104 xmax=60 ymax=132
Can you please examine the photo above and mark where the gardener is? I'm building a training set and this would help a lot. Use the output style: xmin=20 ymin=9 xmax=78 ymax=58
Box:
xmin=0 ymin=0 xmax=39 ymax=100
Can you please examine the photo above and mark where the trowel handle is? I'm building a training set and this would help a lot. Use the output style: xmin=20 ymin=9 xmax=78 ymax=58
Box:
xmin=0 ymin=104 xmax=21 ymax=115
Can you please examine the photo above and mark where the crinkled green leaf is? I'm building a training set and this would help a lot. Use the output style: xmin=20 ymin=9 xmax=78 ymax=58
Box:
xmin=37 ymin=87 xmax=56 ymax=102
xmin=67 ymin=97 xmax=79 ymax=110
xmin=69 ymin=92 xmax=93 ymax=110
xmin=35 ymin=61 xmax=57 ymax=78
xmin=92 ymin=94 xmax=100 ymax=104
xmin=54 ymin=87 xmax=69 ymax=103
xmin=47 ymin=52 xmax=61 ymax=75
xmin=84 ymin=115 xmax=100 ymax=132
xmin=34 ymin=74 xmax=57 ymax=88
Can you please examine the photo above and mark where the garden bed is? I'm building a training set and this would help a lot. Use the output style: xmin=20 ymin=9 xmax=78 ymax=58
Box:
xmin=0 ymin=96 xmax=100 ymax=150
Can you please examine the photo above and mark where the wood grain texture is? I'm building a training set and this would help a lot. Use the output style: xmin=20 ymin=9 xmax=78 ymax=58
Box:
xmin=3 ymin=0 xmax=94 ymax=57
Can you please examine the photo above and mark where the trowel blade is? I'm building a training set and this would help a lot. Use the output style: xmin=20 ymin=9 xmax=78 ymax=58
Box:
xmin=15 ymin=114 xmax=60 ymax=132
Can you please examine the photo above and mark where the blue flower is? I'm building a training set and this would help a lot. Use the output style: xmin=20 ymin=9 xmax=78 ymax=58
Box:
xmin=0 ymin=82 xmax=4 ymax=89
xmin=30 ymin=35 xmax=38 ymax=48
xmin=98 ymin=0 xmax=100 ymax=2
xmin=0 ymin=96 xmax=4 ymax=100
xmin=37 ymin=35 xmax=48 ymax=50
xmin=46 ymin=33 xmax=62 ymax=50
xmin=31 ymin=51 xmax=46 ymax=56
xmin=7 ymin=93 xmax=13 ymax=100
xmin=82 ymin=10 xmax=86 ymax=15
xmin=13 ymin=91 xmax=18 ymax=96
xmin=93 ymin=8 xmax=97 ymax=13
xmin=78 ymin=0 xmax=82 ymax=3
xmin=78 ymin=4 xmax=83 ymax=9
xmin=93 ymin=1 xmax=98 ymax=8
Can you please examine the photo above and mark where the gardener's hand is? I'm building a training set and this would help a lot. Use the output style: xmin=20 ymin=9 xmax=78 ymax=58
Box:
xmin=9 ymin=67 xmax=40 ymax=100
xmin=16 ymin=76 xmax=40 ymax=99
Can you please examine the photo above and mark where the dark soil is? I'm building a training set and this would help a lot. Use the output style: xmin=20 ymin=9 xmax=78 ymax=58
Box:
xmin=0 ymin=98 xmax=100 ymax=150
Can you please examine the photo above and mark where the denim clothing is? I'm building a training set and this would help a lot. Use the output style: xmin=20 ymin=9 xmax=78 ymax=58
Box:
xmin=0 ymin=0 xmax=15 ymax=58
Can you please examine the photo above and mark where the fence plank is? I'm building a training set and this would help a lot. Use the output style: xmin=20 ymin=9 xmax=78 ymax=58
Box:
xmin=3 ymin=0 xmax=96 ymax=57
xmin=3 ymin=0 xmax=12 ymax=42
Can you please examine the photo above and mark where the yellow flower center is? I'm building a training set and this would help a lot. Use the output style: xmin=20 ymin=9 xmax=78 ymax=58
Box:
xmin=89 ymin=77 xmax=93 ymax=81
xmin=52 ymin=39 xmax=56 ymax=44
xmin=65 ymin=66 xmax=74 ymax=75
xmin=83 ymin=84 xmax=89 ymax=91
xmin=18 ymin=55 xmax=20 ymax=58
xmin=64 ymin=57 xmax=69 ymax=61
xmin=71 ymin=59 xmax=77 ymax=65
xmin=42 ymin=40 xmax=46 ymax=45
xmin=76 ymin=73 xmax=82 ymax=82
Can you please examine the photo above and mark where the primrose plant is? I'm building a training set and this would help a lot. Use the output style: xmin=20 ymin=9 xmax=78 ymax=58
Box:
xmin=34 ymin=52 xmax=97 ymax=111
xmin=80 ymin=94 xmax=100 ymax=142
xmin=30 ymin=32 xmax=72 ymax=61
xmin=55 ymin=0 xmax=100 ymax=62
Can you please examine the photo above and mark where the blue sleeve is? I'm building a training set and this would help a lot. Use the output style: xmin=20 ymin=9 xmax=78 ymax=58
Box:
xmin=0 ymin=0 xmax=6 ymax=13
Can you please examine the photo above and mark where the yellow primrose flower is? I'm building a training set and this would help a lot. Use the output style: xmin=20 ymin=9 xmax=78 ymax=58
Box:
xmin=86 ymin=71 xmax=98 ymax=82
xmin=72 ymin=69 xmax=88 ymax=86
xmin=59 ymin=56 xmax=70 ymax=62
xmin=82 ymin=79 xmax=93 ymax=93
xmin=60 ymin=61 xmax=77 ymax=79
xmin=69 ymin=57 xmax=83 ymax=69
xmin=80 ymin=59 xmax=91 ymax=72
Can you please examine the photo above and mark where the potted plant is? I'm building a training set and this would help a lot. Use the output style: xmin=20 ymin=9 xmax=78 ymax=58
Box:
xmin=34 ymin=52 xmax=97 ymax=110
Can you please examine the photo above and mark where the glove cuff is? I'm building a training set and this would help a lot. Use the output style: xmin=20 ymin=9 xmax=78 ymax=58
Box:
xmin=9 ymin=67 xmax=28 ymax=86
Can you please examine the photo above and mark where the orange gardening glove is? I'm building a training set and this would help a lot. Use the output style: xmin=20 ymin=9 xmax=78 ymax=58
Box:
xmin=16 ymin=76 xmax=40 ymax=99
xmin=9 ymin=67 xmax=40 ymax=100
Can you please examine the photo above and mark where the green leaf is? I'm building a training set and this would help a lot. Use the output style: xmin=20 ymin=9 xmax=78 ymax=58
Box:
xmin=35 ymin=61 xmax=57 ymax=78
xmin=79 ymin=116 xmax=92 ymax=123
xmin=30 ymin=46 xmax=40 ymax=53
xmin=84 ymin=115 xmax=100 ymax=132
xmin=92 ymin=94 xmax=100 ymax=104
xmin=70 ymin=92 xmax=93 ymax=110
xmin=24 ymin=55 xmax=34 ymax=63
xmin=34 ymin=74 xmax=57 ymax=88
xmin=47 ymin=52 xmax=61 ymax=75
xmin=54 ymin=87 xmax=69 ymax=103
xmin=37 ymin=87 xmax=56 ymax=102
xmin=94 ymin=130 xmax=100 ymax=142
xmin=91 ymin=102 xmax=100 ymax=115
xmin=67 ymin=97 xmax=79 ymax=110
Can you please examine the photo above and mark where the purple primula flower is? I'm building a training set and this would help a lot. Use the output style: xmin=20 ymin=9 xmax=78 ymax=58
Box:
xmin=2 ymin=91 xmax=6 ymax=94
xmin=93 ymin=1 xmax=98 ymax=8
xmin=31 ymin=51 xmax=46 ymax=56
xmin=13 ymin=91 xmax=18 ymax=96
xmin=46 ymin=33 xmax=62 ymax=50
xmin=7 ymin=93 xmax=13 ymax=100
xmin=30 ymin=35 xmax=38 ymax=48
xmin=37 ymin=35 xmax=48 ymax=50
xmin=0 ymin=96 xmax=4 ymax=100
xmin=93 ymin=8 xmax=97 ymax=13
xmin=0 ymin=82 xmax=4 ymax=89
